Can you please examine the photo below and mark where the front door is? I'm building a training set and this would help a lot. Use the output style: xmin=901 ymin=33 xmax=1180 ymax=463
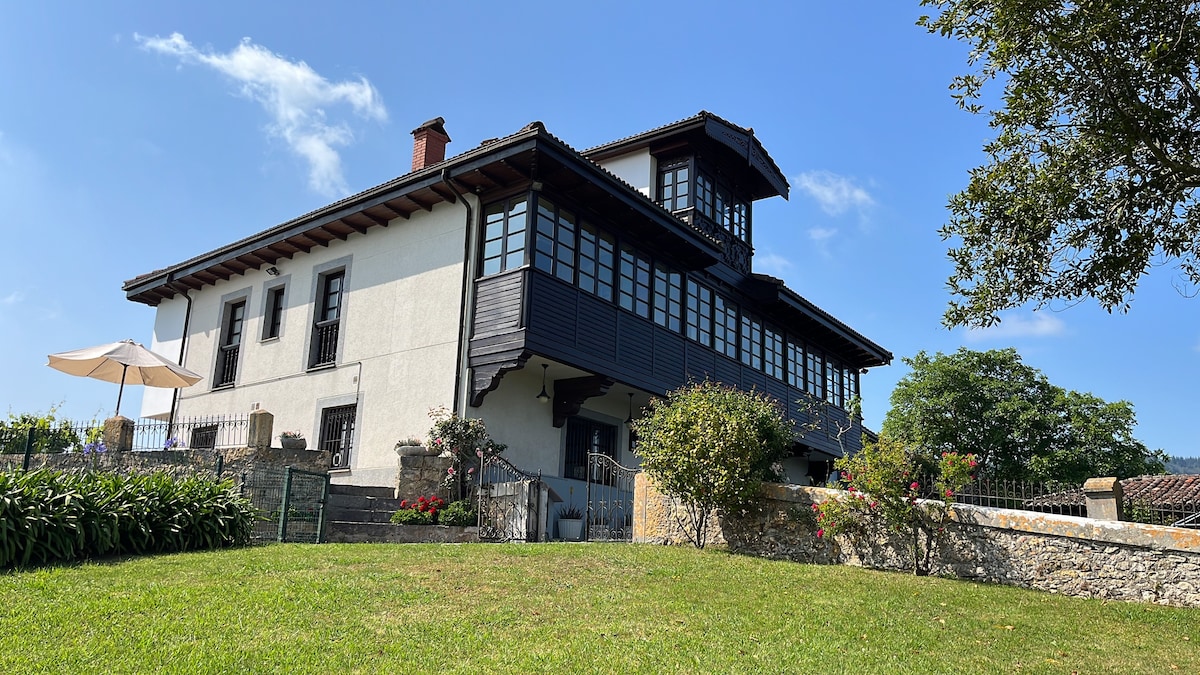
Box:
xmin=564 ymin=416 xmax=616 ymax=481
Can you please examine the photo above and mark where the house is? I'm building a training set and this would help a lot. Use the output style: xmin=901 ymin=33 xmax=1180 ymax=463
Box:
xmin=123 ymin=112 xmax=892 ymax=493
xmin=1023 ymin=474 xmax=1200 ymax=527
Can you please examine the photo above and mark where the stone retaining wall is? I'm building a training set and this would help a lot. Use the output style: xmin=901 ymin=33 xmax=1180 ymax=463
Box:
xmin=633 ymin=475 xmax=1200 ymax=608
xmin=0 ymin=446 xmax=331 ymax=479
xmin=395 ymin=449 xmax=452 ymax=500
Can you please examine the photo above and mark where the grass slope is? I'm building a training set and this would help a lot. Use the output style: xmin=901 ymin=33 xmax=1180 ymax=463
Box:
xmin=1 ymin=544 xmax=1195 ymax=674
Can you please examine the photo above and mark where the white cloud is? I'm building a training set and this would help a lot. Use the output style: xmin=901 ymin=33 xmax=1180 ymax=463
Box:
xmin=135 ymin=33 xmax=387 ymax=196
xmin=965 ymin=312 xmax=1067 ymax=342
xmin=794 ymin=170 xmax=875 ymax=218
xmin=753 ymin=252 xmax=793 ymax=277
xmin=808 ymin=227 xmax=837 ymax=242
xmin=0 ymin=291 xmax=23 ymax=306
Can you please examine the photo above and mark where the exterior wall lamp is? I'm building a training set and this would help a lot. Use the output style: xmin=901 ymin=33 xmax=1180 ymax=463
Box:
xmin=536 ymin=364 xmax=550 ymax=403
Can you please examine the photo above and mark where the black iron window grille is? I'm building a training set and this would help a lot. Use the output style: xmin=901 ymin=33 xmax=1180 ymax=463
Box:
xmin=320 ymin=404 xmax=357 ymax=469
xmin=564 ymin=417 xmax=616 ymax=481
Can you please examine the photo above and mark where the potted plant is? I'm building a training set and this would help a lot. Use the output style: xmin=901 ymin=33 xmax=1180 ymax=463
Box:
xmin=279 ymin=430 xmax=306 ymax=450
xmin=394 ymin=437 xmax=435 ymax=457
xmin=558 ymin=503 xmax=585 ymax=541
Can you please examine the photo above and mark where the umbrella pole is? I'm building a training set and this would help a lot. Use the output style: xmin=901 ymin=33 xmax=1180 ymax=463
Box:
xmin=115 ymin=364 xmax=128 ymax=417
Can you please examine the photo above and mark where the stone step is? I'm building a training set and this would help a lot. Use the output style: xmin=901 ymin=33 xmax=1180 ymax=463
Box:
xmin=327 ymin=494 xmax=404 ymax=511
xmin=324 ymin=521 xmax=479 ymax=544
xmin=328 ymin=484 xmax=395 ymax=499
xmin=325 ymin=506 xmax=397 ymax=524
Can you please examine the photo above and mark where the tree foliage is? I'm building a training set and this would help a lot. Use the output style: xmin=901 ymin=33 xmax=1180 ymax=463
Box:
xmin=883 ymin=348 xmax=1166 ymax=483
xmin=919 ymin=0 xmax=1200 ymax=326
xmin=632 ymin=382 xmax=793 ymax=548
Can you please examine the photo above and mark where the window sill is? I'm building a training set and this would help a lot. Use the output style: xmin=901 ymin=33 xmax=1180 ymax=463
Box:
xmin=306 ymin=363 xmax=337 ymax=373
xmin=259 ymin=336 xmax=280 ymax=344
xmin=212 ymin=383 xmax=235 ymax=391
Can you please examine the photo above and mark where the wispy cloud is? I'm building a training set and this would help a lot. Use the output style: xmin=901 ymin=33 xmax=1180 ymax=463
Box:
xmin=808 ymin=227 xmax=837 ymax=242
xmin=0 ymin=291 xmax=23 ymax=306
xmin=794 ymin=170 xmax=874 ymax=218
xmin=965 ymin=312 xmax=1067 ymax=342
xmin=135 ymin=33 xmax=387 ymax=196
xmin=754 ymin=252 xmax=794 ymax=277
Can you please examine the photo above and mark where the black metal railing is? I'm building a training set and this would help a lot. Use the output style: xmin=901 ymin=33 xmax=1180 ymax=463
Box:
xmin=950 ymin=477 xmax=1084 ymax=516
xmin=310 ymin=320 xmax=339 ymax=367
xmin=215 ymin=344 xmax=240 ymax=386
xmin=0 ymin=415 xmax=251 ymax=465
xmin=1125 ymin=496 xmax=1200 ymax=529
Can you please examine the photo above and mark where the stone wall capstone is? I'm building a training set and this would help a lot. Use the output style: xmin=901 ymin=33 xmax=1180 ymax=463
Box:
xmin=633 ymin=474 xmax=1200 ymax=608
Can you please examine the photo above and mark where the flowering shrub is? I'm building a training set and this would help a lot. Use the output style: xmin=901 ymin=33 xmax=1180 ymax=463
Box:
xmin=814 ymin=435 xmax=977 ymax=575
xmin=438 ymin=500 xmax=477 ymax=527
xmin=632 ymin=382 xmax=794 ymax=549
xmin=390 ymin=495 xmax=445 ymax=525
xmin=427 ymin=407 xmax=505 ymax=501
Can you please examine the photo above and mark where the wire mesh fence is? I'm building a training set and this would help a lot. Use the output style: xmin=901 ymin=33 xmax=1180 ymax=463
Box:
xmin=240 ymin=465 xmax=329 ymax=544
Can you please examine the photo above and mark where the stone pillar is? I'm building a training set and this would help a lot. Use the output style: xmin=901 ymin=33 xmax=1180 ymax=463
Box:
xmin=247 ymin=409 xmax=274 ymax=450
xmin=102 ymin=416 xmax=134 ymax=452
xmin=1084 ymin=477 xmax=1124 ymax=521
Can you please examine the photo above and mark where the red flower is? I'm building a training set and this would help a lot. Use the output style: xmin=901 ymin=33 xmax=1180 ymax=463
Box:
xmin=945 ymin=489 xmax=954 ymax=497
xmin=910 ymin=482 xmax=919 ymax=490
xmin=811 ymin=503 xmax=819 ymax=512
xmin=400 ymin=500 xmax=408 ymax=508
xmin=816 ymin=528 xmax=824 ymax=538
xmin=969 ymin=459 xmax=978 ymax=467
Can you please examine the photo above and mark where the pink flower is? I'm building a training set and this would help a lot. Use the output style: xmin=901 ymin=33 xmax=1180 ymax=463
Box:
xmin=945 ymin=489 xmax=954 ymax=497
xmin=810 ymin=503 xmax=819 ymax=512
xmin=447 ymin=467 xmax=456 ymax=475
xmin=816 ymin=528 xmax=824 ymax=538
xmin=910 ymin=482 xmax=919 ymax=490
xmin=968 ymin=459 xmax=978 ymax=467
xmin=467 ymin=467 xmax=475 ymax=475
xmin=869 ymin=501 xmax=877 ymax=509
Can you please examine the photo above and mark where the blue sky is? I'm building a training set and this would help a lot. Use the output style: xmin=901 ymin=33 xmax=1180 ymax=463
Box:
xmin=1 ymin=2 xmax=1196 ymax=458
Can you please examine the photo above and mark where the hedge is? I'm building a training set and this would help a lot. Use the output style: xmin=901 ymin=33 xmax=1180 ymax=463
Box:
xmin=0 ymin=469 xmax=254 ymax=568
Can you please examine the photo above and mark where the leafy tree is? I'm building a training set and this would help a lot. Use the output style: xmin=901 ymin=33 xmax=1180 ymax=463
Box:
xmin=0 ymin=406 xmax=82 ymax=455
xmin=919 ymin=0 xmax=1200 ymax=327
xmin=883 ymin=348 xmax=1166 ymax=483
xmin=632 ymin=382 xmax=793 ymax=548
xmin=816 ymin=437 xmax=976 ymax=575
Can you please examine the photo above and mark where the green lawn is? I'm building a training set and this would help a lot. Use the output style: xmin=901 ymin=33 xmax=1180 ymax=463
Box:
xmin=1 ymin=543 xmax=1195 ymax=674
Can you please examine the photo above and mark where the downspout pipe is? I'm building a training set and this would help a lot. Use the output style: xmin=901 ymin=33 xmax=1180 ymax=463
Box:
xmin=441 ymin=168 xmax=474 ymax=418
xmin=166 ymin=278 xmax=194 ymax=431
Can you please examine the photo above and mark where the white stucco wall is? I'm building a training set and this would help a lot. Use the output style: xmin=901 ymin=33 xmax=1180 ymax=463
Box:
xmin=147 ymin=199 xmax=472 ymax=486
xmin=595 ymin=148 xmax=653 ymax=197
xmin=475 ymin=364 xmax=641 ymax=477
xmin=140 ymin=297 xmax=188 ymax=420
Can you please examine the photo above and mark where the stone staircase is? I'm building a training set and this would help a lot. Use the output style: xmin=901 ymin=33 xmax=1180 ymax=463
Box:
xmin=323 ymin=484 xmax=477 ymax=544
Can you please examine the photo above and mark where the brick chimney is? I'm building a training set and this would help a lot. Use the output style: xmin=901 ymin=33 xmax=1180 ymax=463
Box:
xmin=411 ymin=117 xmax=451 ymax=171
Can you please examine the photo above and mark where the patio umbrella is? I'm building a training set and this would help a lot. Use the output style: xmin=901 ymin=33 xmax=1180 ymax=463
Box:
xmin=47 ymin=339 xmax=203 ymax=417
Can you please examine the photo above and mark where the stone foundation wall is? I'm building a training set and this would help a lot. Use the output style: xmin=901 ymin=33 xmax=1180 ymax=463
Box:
xmin=633 ymin=475 xmax=1200 ymax=608
xmin=0 ymin=446 xmax=331 ymax=479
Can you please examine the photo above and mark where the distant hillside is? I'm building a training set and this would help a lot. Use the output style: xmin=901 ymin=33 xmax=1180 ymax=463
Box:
xmin=1166 ymin=456 xmax=1200 ymax=475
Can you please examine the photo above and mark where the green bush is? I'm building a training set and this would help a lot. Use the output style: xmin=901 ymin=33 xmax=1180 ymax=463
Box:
xmin=0 ymin=469 xmax=253 ymax=568
xmin=438 ymin=500 xmax=476 ymax=527
xmin=0 ymin=408 xmax=84 ymax=455
xmin=631 ymin=381 xmax=793 ymax=548
xmin=390 ymin=508 xmax=433 ymax=525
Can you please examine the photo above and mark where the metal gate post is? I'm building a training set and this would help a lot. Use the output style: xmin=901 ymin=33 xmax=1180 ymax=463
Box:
xmin=277 ymin=466 xmax=294 ymax=543
xmin=316 ymin=473 xmax=330 ymax=544
xmin=22 ymin=427 xmax=35 ymax=472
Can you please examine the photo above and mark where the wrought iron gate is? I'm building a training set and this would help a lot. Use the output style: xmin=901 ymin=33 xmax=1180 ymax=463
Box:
xmin=586 ymin=452 xmax=638 ymax=542
xmin=476 ymin=455 xmax=544 ymax=542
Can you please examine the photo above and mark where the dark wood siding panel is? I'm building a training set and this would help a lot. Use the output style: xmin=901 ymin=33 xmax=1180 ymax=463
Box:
xmin=473 ymin=272 xmax=524 ymax=337
xmin=527 ymin=272 xmax=578 ymax=342
xmin=576 ymin=292 xmax=618 ymax=361
xmin=684 ymin=343 xmax=717 ymax=381
xmin=652 ymin=330 xmax=686 ymax=384
xmin=741 ymin=368 xmax=766 ymax=394
xmin=616 ymin=313 xmax=654 ymax=374
xmin=715 ymin=356 xmax=741 ymax=389
xmin=765 ymin=378 xmax=790 ymax=410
